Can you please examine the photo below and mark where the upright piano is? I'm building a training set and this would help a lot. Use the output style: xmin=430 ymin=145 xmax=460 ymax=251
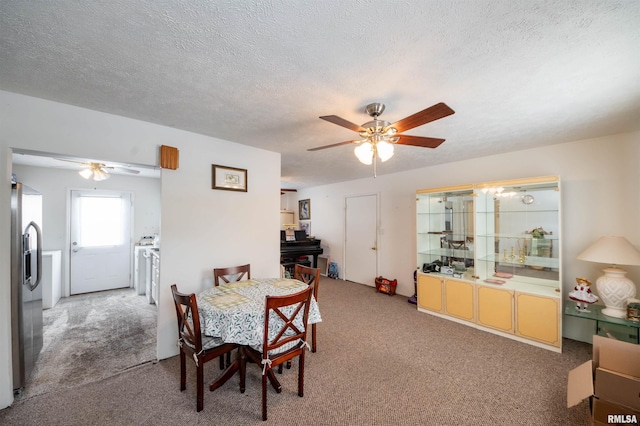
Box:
xmin=280 ymin=230 xmax=323 ymax=273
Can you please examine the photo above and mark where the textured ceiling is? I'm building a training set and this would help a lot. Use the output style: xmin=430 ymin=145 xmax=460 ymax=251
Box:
xmin=1 ymin=1 xmax=639 ymax=188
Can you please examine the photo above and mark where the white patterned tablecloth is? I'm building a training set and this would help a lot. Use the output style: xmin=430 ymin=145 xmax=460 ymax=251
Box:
xmin=196 ymin=278 xmax=322 ymax=347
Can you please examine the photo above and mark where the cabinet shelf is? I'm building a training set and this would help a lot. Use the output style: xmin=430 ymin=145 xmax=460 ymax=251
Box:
xmin=419 ymin=248 xmax=474 ymax=258
xmin=477 ymin=254 xmax=559 ymax=269
xmin=476 ymin=208 xmax=559 ymax=214
xmin=476 ymin=233 xmax=558 ymax=241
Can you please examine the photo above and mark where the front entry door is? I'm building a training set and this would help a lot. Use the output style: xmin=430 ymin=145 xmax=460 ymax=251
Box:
xmin=70 ymin=190 xmax=132 ymax=294
xmin=344 ymin=194 xmax=378 ymax=285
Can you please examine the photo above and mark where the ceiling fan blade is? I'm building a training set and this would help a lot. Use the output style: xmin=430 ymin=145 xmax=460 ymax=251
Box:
xmin=319 ymin=115 xmax=365 ymax=133
xmin=55 ymin=158 xmax=89 ymax=165
xmin=112 ymin=167 xmax=141 ymax=174
xmin=307 ymin=140 xmax=359 ymax=152
xmin=395 ymin=135 xmax=446 ymax=149
xmin=391 ymin=103 xmax=455 ymax=133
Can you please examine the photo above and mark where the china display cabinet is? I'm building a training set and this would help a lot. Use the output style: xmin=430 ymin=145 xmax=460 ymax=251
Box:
xmin=416 ymin=176 xmax=562 ymax=352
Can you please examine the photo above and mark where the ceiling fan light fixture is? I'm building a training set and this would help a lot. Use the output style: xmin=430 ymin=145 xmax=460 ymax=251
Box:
xmin=377 ymin=141 xmax=395 ymax=162
xmin=79 ymin=168 xmax=93 ymax=179
xmin=92 ymin=167 xmax=110 ymax=181
xmin=354 ymin=142 xmax=374 ymax=165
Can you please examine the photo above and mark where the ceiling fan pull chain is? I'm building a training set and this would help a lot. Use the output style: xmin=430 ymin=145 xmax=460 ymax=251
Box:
xmin=373 ymin=151 xmax=377 ymax=178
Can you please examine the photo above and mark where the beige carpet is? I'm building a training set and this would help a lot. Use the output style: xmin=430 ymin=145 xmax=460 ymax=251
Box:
xmin=1 ymin=278 xmax=591 ymax=425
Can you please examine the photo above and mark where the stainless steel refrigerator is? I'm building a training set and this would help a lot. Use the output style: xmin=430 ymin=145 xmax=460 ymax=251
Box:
xmin=11 ymin=182 xmax=44 ymax=392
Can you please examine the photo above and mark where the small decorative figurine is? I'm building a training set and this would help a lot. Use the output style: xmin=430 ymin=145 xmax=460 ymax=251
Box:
xmin=569 ymin=277 xmax=599 ymax=312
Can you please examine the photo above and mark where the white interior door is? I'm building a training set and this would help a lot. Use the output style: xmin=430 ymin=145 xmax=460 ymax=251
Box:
xmin=344 ymin=194 xmax=378 ymax=285
xmin=70 ymin=190 xmax=132 ymax=295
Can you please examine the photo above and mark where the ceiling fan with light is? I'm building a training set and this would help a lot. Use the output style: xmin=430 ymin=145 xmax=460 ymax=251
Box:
xmin=309 ymin=102 xmax=455 ymax=176
xmin=55 ymin=158 xmax=141 ymax=181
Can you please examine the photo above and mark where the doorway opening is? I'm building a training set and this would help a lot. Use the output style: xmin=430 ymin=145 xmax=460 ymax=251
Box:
xmin=10 ymin=150 xmax=160 ymax=399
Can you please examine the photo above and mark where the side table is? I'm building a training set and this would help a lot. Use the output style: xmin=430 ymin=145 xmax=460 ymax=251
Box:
xmin=565 ymin=304 xmax=640 ymax=344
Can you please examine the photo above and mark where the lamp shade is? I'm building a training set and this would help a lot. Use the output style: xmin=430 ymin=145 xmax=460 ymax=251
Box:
xmin=576 ymin=236 xmax=640 ymax=266
xmin=93 ymin=169 xmax=110 ymax=181
xmin=354 ymin=142 xmax=374 ymax=165
xmin=376 ymin=141 xmax=394 ymax=162
xmin=79 ymin=168 xmax=93 ymax=179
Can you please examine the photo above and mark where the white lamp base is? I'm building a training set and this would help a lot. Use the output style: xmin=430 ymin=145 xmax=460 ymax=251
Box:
xmin=595 ymin=267 xmax=636 ymax=318
xmin=600 ymin=307 xmax=628 ymax=318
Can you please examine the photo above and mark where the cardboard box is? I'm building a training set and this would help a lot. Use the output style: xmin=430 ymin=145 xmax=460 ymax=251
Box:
xmin=568 ymin=335 xmax=640 ymax=423
xmin=592 ymin=399 xmax=640 ymax=425
xmin=600 ymin=340 xmax=640 ymax=377
xmin=595 ymin=368 xmax=640 ymax=411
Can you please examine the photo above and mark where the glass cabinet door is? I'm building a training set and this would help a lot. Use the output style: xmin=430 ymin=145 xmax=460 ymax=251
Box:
xmin=417 ymin=186 xmax=474 ymax=275
xmin=475 ymin=177 xmax=560 ymax=295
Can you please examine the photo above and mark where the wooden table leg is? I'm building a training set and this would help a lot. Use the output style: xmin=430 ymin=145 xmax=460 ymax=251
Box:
xmin=239 ymin=346 xmax=246 ymax=394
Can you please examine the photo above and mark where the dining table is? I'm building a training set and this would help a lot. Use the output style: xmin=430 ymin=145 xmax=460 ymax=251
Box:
xmin=196 ymin=277 xmax=322 ymax=392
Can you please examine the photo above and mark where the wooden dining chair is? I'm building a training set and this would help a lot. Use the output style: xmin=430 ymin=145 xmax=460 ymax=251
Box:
xmin=241 ymin=285 xmax=313 ymax=421
xmin=213 ymin=263 xmax=251 ymax=286
xmin=293 ymin=264 xmax=320 ymax=353
xmin=170 ymin=284 xmax=238 ymax=412
xmin=212 ymin=263 xmax=250 ymax=369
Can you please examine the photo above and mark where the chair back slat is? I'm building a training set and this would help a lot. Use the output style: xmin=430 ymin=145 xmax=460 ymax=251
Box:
xmin=293 ymin=264 xmax=320 ymax=300
xmin=213 ymin=264 xmax=251 ymax=286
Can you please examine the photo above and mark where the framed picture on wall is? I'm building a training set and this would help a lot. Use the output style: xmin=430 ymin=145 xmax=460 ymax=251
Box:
xmin=212 ymin=164 xmax=247 ymax=192
xmin=299 ymin=199 xmax=310 ymax=220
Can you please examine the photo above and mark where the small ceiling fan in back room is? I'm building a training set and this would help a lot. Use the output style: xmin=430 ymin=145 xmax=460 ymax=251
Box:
xmin=309 ymin=102 xmax=455 ymax=177
xmin=56 ymin=158 xmax=141 ymax=181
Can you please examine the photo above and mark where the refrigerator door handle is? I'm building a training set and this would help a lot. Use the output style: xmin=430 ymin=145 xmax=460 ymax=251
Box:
xmin=26 ymin=221 xmax=43 ymax=291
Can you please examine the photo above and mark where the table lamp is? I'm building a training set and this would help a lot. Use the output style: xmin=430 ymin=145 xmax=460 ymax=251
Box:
xmin=577 ymin=236 xmax=640 ymax=318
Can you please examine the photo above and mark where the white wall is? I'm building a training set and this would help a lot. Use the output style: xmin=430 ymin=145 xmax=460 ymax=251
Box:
xmin=157 ymin=131 xmax=281 ymax=359
xmin=0 ymin=91 xmax=280 ymax=409
xmin=11 ymin=163 xmax=161 ymax=297
xmin=297 ymin=132 xmax=640 ymax=342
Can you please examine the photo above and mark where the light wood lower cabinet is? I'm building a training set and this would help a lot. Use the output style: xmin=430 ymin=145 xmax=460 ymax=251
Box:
xmin=445 ymin=279 xmax=475 ymax=322
xmin=416 ymin=273 xmax=561 ymax=352
xmin=477 ymin=286 xmax=514 ymax=333
xmin=515 ymin=292 xmax=560 ymax=348
xmin=417 ymin=274 xmax=443 ymax=312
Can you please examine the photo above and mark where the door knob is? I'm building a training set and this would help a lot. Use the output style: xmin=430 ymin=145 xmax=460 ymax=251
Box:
xmin=371 ymin=247 xmax=377 ymax=250
xmin=73 ymin=248 xmax=79 ymax=253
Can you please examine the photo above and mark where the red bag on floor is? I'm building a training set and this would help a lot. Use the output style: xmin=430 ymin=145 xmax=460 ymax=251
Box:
xmin=375 ymin=276 xmax=397 ymax=296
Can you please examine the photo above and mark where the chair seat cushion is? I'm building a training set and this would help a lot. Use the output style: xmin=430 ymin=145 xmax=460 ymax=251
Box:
xmin=183 ymin=335 xmax=226 ymax=352
xmin=250 ymin=338 xmax=303 ymax=357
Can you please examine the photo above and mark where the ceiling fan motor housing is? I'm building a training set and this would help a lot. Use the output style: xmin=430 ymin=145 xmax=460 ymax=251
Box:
xmin=361 ymin=119 xmax=392 ymax=136
xmin=365 ymin=102 xmax=385 ymax=118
